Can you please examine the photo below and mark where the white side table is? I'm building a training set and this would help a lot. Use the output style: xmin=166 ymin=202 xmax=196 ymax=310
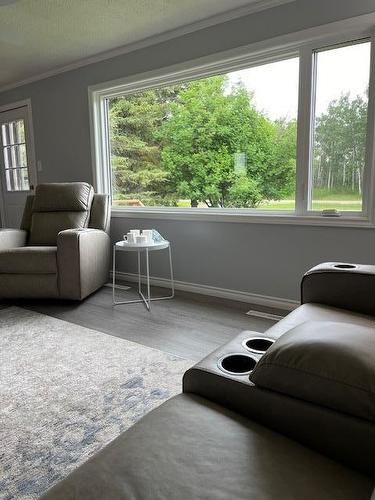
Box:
xmin=112 ymin=239 xmax=174 ymax=311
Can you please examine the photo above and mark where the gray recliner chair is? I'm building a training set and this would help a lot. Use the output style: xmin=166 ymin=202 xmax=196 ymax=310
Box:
xmin=0 ymin=182 xmax=111 ymax=300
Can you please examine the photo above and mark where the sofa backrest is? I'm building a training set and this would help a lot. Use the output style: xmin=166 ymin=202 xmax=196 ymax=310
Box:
xmin=24 ymin=183 xmax=94 ymax=245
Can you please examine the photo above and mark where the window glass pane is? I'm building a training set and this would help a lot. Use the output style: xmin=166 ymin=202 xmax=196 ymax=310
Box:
xmin=16 ymin=144 xmax=27 ymax=167
xmin=19 ymin=167 xmax=30 ymax=190
xmin=5 ymin=169 xmax=12 ymax=191
xmin=20 ymin=143 xmax=27 ymax=167
xmin=5 ymin=167 xmax=29 ymax=192
xmin=3 ymin=145 xmax=11 ymax=169
xmin=1 ymin=123 xmax=9 ymax=146
xmin=2 ymin=120 xmax=25 ymax=146
xmin=3 ymin=144 xmax=27 ymax=168
xmin=109 ymin=57 xmax=299 ymax=209
xmin=1 ymin=118 xmax=29 ymax=191
xmin=13 ymin=120 xmax=25 ymax=144
xmin=311 ymin=41 xmax=370 ymax=212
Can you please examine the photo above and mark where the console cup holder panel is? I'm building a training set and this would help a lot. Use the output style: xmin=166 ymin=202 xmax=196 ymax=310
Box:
xmin=243 ymin=337 xmax=275 ymax=354
xmin=218 ymin=353 xmax=257 ymax=375
xmin=333 ymin=264 xmax=357 ymax=269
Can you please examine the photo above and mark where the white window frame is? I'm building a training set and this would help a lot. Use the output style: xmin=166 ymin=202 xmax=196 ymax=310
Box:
xmin=297 ymin=38 xmax=375 ymax=219
xmin=89 ymin=28 xmax=375 ymax=227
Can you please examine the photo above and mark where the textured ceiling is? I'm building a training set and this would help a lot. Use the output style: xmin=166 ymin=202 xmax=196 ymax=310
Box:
xmin=0 ymin=0 xmax=275 ymax=89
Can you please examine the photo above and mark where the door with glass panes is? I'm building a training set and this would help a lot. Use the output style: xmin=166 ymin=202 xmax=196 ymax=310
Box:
xmin=0 ymin=105 xmax=37 ymax=227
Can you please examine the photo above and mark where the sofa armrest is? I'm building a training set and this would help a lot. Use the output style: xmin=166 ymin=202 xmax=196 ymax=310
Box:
xmin=0 ymin=229 xmax=27 ymax=250
xmin=301 ymin=262 xmax=375 ymax=315
xmin=57 ymin=228 xmax=110 ymax=300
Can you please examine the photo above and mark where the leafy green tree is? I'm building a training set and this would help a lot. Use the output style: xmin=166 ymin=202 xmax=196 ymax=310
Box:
xmin=109 ymin=75 xmax=297 ymax=208
xmin=228 ymin=176 xmax=262 ymax=208
xmin=313 ymin=93 xmax=367 ymax=194
xmin=159 ymin=75 xmax=296 ymax=207
xmin=158 ymin=76 xmax=237 ymax=207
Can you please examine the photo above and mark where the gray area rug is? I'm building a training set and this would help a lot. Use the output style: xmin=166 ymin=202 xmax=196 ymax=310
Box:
xmin=0 ymin=307 xmax=193 ymax=500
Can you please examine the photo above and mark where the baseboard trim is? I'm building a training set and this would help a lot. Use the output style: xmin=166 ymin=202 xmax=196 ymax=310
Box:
xmin=111 ymin=271 xmax=299 ymax=311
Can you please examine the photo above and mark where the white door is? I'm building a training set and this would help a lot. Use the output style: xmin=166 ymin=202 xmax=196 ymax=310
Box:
xmin=0 ymin=104 xmax=37 ymax=228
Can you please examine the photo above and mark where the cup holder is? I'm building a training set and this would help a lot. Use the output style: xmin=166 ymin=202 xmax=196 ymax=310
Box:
xmin=243 ymin=337 xmax=275 ymax=354
xmin=218 ymin=353 xmax=257 ymax=375
xmin=333 ymin=264 xmax=357 ymax=269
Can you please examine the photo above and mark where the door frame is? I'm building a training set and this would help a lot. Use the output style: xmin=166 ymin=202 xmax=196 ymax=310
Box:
xmin=0 ymin=98 xmax=37 ymax=227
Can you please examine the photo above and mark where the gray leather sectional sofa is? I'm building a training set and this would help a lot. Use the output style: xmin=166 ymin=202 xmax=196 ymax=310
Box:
xmin=42 ymin=262 xmax=375 ymax=499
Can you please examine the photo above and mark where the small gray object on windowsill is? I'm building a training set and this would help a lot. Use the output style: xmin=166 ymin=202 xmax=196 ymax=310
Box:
xmin=321 ymin=209 xmax=341 ymax=217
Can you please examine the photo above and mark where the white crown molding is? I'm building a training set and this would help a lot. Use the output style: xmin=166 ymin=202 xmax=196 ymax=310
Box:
xmin=111 ymin=270 xmax=299 ymax=311
xmin=0 ymin=0 xmax=294 ymax=93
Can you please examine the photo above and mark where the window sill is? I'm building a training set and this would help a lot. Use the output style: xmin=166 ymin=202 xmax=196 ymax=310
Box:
xmin=110 ymin=207 xmax=375 ymax=228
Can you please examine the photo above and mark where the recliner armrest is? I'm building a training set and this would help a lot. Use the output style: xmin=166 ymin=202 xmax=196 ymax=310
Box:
xmin=57 ymin=228 xmax=110 ymax=300
xmin=301 ymin=262 xmax=375 ymax=315
xmin=0 ymin=229 xmax=27 ymax=250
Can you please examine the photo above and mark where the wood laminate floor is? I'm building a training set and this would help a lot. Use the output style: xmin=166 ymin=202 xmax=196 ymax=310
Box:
xmin=9 ymin=284 xmax=284 ymax=361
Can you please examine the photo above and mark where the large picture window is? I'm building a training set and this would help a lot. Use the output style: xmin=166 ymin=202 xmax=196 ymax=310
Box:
xmin=109 ymin=57 xmax=299 ymax=210
xmin=91 ymin=34 xmax=375 ymax=224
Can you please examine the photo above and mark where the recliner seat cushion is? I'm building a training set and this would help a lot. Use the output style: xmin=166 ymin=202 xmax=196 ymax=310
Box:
xmin=0 ymin=246 xmax=57 ymax=274
xmin=29 ymin=183 xmax=94 ymax=245
xmin=250 ymin=320 xmax=375 ymax=423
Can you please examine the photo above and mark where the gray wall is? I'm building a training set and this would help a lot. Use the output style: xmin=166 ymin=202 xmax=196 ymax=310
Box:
xmin=111 ymin=217 xmax=375 ymax=300
xmin=1 ymin=0 xmax=375 ymax=301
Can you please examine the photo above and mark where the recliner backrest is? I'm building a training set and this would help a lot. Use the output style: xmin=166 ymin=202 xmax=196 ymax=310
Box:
xmin=27 ymin=183 xmax=94 ymax=245
xmin=88 ymin=194 xmax=110 ymax=233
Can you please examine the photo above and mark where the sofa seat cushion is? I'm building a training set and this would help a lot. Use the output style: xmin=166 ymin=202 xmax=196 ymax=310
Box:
xmin=250 ymin=321 xmax=375 ymax=423
xmin=266 ymin=303 xmax=375 ymax=339
xmin=40 ymin=394 xmax=373 ymax=500
xmin=0 ymin=246 xmax=57 ymax=274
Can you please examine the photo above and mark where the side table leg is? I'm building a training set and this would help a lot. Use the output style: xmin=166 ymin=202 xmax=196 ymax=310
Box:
xmin=137 ymin=250 xmax=141 ymax=294
xmin=146 ymin=248 xmax=151 ymax=310
xmin=168 ymin=245 xmax=175 ymax=298
xmin=112 ymin=244 xmax=116 ymax=305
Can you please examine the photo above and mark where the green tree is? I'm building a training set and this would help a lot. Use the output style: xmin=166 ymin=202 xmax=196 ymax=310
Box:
xmin=109 ymin=87 xmax=180 ymax=205
xmin=228 ymin=175 xmax=262 ymax=208
xmin=109 ymin=75 xmax=297 ymax=208
xmin=158 ymin=76 xmax=240 ymax=207
xmin=313 ymin=93 xmax=367 ymax=194
xmin=159 ymin=75 xmax=296 ymax=207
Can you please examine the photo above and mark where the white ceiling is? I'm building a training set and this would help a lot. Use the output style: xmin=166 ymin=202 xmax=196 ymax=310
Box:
xmin=0 ymin=0 xmax=289 ymax=90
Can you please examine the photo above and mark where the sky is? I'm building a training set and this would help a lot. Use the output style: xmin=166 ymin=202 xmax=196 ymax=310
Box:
xmin=227 ymin=41 xmax=370 ymax=121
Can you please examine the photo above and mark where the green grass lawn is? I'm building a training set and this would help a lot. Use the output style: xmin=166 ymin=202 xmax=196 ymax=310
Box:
xmin=176 ymin=198 xmax=361 ymax=211
xmin=259 ymin=190 xmax=361 ymax=211
xmin=116 ymin=190 xmax=362 ymax=212
xmin=258 ymin=200 xmax=361 ymax=211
